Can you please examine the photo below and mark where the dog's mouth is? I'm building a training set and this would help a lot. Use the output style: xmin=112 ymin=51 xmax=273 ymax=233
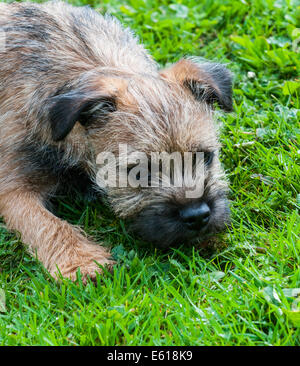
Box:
xmin=129 ymin=215 xmax=213 ymax=249
xmin=127 ymin=198 xmax=230 ymax=249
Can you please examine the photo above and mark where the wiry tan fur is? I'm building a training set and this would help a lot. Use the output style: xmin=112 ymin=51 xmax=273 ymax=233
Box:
xmin=0 ymin=1 xmax=233 ymax=282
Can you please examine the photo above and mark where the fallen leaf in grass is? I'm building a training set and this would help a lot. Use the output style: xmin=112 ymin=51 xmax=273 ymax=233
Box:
xmin=0 ymin=289 xmax=6 ymax=313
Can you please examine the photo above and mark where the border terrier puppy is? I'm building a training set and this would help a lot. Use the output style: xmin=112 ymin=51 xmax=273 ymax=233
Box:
xmin=0 ymin=1 xmax=233 ymax=281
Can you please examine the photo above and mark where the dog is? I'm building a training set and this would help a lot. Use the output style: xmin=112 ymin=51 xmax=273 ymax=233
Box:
xmin=0 ymin=1 xmax=233 ymax=282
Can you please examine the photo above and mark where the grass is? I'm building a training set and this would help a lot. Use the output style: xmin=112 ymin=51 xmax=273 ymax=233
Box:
xmin=0 ymin=0 xmax=299 ymax=346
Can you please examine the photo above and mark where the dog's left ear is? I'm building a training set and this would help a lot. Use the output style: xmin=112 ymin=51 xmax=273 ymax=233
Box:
xmin=160 ymin=58 xmax=233 ymax=112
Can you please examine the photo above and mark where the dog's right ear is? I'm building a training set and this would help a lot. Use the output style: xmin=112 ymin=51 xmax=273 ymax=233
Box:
xmin=49 ymin=91 xmax=116 ymax=141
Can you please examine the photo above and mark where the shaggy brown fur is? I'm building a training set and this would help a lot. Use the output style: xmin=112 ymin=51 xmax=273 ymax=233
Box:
xmin=0 ymin=1 xmax=233 ymax=282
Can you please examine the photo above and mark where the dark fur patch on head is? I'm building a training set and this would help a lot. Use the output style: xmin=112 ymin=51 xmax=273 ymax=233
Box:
xmin=48 ymin=90 xmax=116 ymax=141
xmin=1 ymin=4 xmax=63 ymax=77
xmin=69 ymin=8 xmax=101 ymax=63
xmin=17 ymin=137 xmax=96 ymax=199
xmin=11 ymin=5 xmax=61 ymax=42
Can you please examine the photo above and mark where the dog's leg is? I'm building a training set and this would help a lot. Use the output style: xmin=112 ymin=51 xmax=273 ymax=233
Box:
xmin=0 ymin=189 xmax=114 ymax=282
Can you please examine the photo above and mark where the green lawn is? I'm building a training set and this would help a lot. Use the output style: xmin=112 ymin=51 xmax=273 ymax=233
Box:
xmin=0 ymin=0 xmax=299 ymax=346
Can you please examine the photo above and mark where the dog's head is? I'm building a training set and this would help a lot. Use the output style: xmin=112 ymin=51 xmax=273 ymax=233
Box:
xmin=48 ymin=58 xmax=233 ymax=248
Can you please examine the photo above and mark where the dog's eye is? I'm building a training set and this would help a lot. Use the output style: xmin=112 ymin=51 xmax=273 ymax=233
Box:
xmin=204 ymin=151 xmax=214 ymax=166
xmin=79 ymin=99 xmax=116 ymax=125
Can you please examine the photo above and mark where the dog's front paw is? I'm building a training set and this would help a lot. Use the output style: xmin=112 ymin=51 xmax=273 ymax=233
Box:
xmin=59 ymin=258 xmax=115 ymax=283
xmin=49 ymin=243 xmax=115 ymax=283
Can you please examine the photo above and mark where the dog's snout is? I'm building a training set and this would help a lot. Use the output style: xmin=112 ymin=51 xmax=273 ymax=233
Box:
xmin=179 ymin=202 xmax=210 ymax=230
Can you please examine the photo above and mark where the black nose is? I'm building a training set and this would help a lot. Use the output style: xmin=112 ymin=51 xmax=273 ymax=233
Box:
xmin=179 ymin=202 xmax=210 ymax=231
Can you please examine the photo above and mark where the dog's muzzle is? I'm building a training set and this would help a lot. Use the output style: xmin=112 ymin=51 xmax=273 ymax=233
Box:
xmin=129 ymin=198 xmax=229 ymax=248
